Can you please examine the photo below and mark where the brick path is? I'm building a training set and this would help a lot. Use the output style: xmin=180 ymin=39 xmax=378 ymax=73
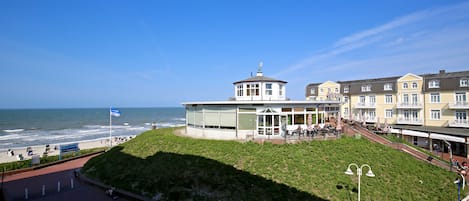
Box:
xmin=2 ymin=153 xmax=132 ymax=201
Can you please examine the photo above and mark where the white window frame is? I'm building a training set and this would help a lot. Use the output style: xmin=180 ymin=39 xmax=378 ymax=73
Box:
xmin=403 ymin=94 xmax=409 ymax=103
xmin=430 ymin=109 xmax=441 ymax=120
xmin=279 ymin=85 xmax=284 ymax=96
xmin=385 ymin=94 xmax=393 ymax=104
xmin=412 ymin=82 xmax=417 ymax=89
xmin=361 ymin=84 xmax=371 ymax=92
xmin=369 ymin=95 xmax=376 ymax=104
xmin=343 ymin=96 xmax=349 ymax=103
xmin=310 ymin=88 xmax=315 ymax=94
xmin=237 ymin=85 xmax=244 ymax=96
xmin=460 ymin=79 xmax=468 ymax=87
xmin=359 ymin=96 xmax=365 ymax=103
xmin=344 ymin=86 xmax=349 ymax=93
xmin=430 ymin=93 xmax=440 ymax=103
xmin=265 ymin=83 xmax=272 ymax=96
xmin=385 ymin=109 xmax=393 ymax=118
xmin=455 ymin=92 xmax=467 ymax=103
xmin=403 ymin=83 xmax=408 ymax=89
xmin=429 ymin=80 xmax=440 ymax=88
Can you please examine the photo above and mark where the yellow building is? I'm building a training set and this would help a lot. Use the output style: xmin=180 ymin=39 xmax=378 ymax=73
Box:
xmin=306 ymin=70 xmax=469 ymax=158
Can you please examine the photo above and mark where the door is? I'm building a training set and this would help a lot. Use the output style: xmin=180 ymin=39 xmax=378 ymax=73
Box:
xmin=456 ymin=111 xmax=467 ymax=124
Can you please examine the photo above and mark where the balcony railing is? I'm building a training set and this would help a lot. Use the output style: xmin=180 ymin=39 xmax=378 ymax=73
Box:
xmin=449 ymin=120 xmax=469 ymax=128
xmin=448 ymin=102 xmax=469 ymax=109
xmin=354 ymin=102 xmax=376 ymax=108
xmin=397 ymin=118 xmax=423 ymax=125
xmin=396 ymin=102 xmax=423 ymax=109
xmin=364 ymin=117 xmax=377 ymax=123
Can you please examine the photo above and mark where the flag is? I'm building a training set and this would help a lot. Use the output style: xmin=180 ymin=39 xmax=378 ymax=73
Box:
xmin=110 ymin=108 xmax=121 ymax=117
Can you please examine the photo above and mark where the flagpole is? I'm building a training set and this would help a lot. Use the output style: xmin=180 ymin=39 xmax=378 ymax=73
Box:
xmin=109 ymin=107 xmax=112 ymax=147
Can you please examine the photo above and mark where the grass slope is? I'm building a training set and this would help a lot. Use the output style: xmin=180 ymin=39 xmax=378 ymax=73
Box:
xmin=83 ymin=127 xmax=460 ymax=201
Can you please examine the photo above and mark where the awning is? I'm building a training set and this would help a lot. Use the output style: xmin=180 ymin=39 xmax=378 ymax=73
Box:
xmin=429 ymin=133 xmax=465 ymax=143
xmin=402 ymin=130 xmax=429 ymax=138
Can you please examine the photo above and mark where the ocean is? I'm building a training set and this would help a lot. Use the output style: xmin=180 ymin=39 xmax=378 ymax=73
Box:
xmin=0 ymin=107 xmax=185 ymax=150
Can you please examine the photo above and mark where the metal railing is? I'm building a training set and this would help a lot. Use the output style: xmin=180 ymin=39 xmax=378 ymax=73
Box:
xmin=354 ymin=102 xmax=376 ymax=108
xmin=396 ymin=102 xmax=423 ymax=109
xmin=448 ymin=102 xmax=469 ymax=109
xmin=397 ymin=118 xmax=423 ymax=125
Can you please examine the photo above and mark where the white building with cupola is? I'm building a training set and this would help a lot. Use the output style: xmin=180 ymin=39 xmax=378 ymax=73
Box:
xmin=182 ymin=63 xmax=341 ymax=140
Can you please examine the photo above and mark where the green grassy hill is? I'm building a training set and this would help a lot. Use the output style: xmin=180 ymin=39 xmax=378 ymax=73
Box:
xmin=82 ymin=127 xmax=460 ymax=201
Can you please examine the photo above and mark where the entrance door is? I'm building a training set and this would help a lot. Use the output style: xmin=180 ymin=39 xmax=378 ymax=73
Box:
xmin=257 ymin=114 xmax=281 ymax=136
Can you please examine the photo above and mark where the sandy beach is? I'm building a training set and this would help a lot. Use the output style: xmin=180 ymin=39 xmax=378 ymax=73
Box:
xmin=0 ymin=136 xmax=135 ymax=164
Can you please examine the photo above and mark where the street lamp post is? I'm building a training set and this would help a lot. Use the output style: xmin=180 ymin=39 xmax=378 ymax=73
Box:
xmin=345 ymin=163 xmax=375 ymax=201
xmin=454 ymin=172 xmax=465 ymax=201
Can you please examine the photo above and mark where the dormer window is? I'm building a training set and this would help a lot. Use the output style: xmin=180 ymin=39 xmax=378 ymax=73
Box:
xmin=343 ymin=86 xmax=349 ymax=93
xmin=384 ymin=83 xmax=392 ymax=91
xmin=310 ymin=88 xmax=315 ymax=94
xmin=429 ymin=80 xmax=440 ymax=88
xmin=412 ymin=82 xmax=417 ymax=89
xmin=403 ymin=83 xmax=408 ymax=89
xmin=460 ymin=79 xmax=468 ymax=87
xmin=279 ymin=85 xmax=284 ymax=96
xmin=361 ymin=84 xmax=371 ymax=92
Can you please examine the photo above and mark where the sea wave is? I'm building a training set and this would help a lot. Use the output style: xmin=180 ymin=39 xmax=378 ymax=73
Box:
xmin=4 ymin=129 xmax=24 ymax=133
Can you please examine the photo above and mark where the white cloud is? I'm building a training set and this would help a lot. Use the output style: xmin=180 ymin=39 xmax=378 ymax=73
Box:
xmin=278 ymin=1 xmax=469 ymax=82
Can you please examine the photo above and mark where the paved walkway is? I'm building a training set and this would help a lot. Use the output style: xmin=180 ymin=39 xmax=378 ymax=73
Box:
xmin=343 ymin=124 xmax=452 ymax=170
xmin=2 ymin=154 xmax=131 ymax=201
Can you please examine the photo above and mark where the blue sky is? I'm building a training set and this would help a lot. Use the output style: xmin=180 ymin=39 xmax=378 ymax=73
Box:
xmin=1 ymin=0 xmax=468 ymax=108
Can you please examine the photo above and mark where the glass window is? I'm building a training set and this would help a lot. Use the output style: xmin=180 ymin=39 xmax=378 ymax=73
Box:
xmin=430 ymin=93 xmax=440 ymax=103
xmin=460 ymin=79 xmax=469 ymax=87
xmin=265 ymin=83 xmax=272 ymax=95
xmin=412 ymin=94 xmax=418 ymax=103
xmin=237 ymin=85 xmax=243 ymax=96
xmin=385 ymin=95 xmax=393 ymax=104
xmin=431 ymin=110 xmax=440 ymax=120
xmin=294 ymin=114 xmax=305 ymax=125
xmin=456 ymin=92 xmax=467 ymax=103
xmin=429 ymin=80 xmax=440 ymax=88
xmin=384 ymin=83 xmax=393 ymax=91
xmin=369 ymin=96 xmax=376 ymax=104
xmin=282 ymin=108 xmax=292 ymax=112
xmin=310 ymin=88 xmax=315 ymax=94
xmin=344 ymin=86 xmax=349 ymax=93
xmin=360 ymin=96 xmax=365 ymax=103
xmin=385 ymin=109 xmax=393 ymax=118
xmin=279 ymin=85 xmax=283 ymax=96
xmin=412 ymin=82 xmax=417 ymax=89
xmin=403 ymin=94 xmax=409 ymax=103
xmin=343 ymin=96 xmax=349 ymax=102
xmin=403 ymin=83 xmax=408 ymax=89
xmin=361 ymin=84 xmax=371 ymax=92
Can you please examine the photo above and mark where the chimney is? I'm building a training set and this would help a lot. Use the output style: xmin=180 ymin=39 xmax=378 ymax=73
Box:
xmin=439 ymin=69 xmax=446 ymax=74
